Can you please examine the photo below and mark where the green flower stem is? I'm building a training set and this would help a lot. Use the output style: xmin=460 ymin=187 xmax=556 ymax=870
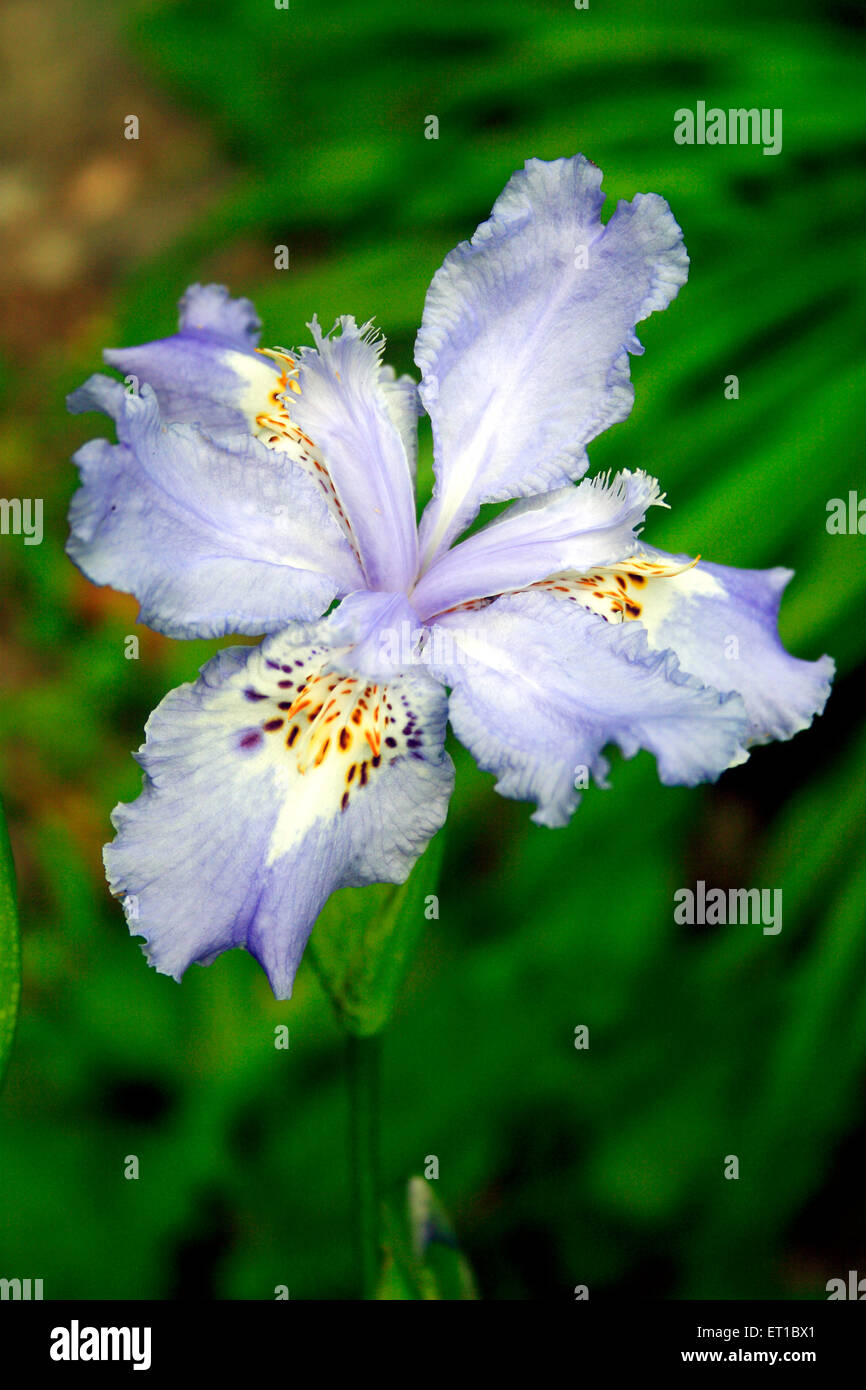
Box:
xmin=347 ymin=1031 xmax=382 ymax=1298
xmin=310 ymin=835 xmax=446 ymax=1293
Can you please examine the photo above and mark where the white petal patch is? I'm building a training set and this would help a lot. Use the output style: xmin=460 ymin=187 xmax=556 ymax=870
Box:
xmin=619 ymin=558 xmax=724 ymax=640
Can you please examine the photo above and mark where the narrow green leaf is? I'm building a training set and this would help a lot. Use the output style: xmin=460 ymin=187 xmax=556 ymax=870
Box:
xmin=375 ymin=1247 xmax=417 ymax=1301
xmin=0 ymin=793 xmax=21 ymax=1087
xmin=308 ymin=831 xmax=445 ymax=1037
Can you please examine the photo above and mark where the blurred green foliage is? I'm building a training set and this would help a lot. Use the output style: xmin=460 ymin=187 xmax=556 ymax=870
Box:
xmin=0 ymin=796 xmax=20 ymax=1087
xmin=0 ymin=0 xmax=864 ymax=1299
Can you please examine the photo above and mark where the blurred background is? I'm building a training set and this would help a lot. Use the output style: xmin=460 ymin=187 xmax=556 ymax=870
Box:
xmin=0 ymin=0 xmax=864 ymax=1299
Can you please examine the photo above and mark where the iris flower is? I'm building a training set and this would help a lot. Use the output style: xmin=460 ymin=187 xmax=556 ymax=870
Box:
xmin=67 ymin=157 xmax=832 ymax=999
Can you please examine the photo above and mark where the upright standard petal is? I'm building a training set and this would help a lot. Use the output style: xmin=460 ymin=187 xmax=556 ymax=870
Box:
xmin=68 ymin=379 xmax=364 ymax=638
xmin=105 ymin=617 xmax=455 ymax=1000
xmin=428 ymin=590 xmax=747 ymax=828
xmin=411 ymin=470 xmax=664 ymax=619
xmin=613 ymin=549 xmax=835 ymax=744
xmin=415 ymin=156 xmax=689 ymax=567
xmin=289 ymin=317 xmax=420 ymax=594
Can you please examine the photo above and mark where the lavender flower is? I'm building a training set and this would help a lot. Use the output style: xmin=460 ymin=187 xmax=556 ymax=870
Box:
xmin=67 ymin=157 xmax=832 ymax=998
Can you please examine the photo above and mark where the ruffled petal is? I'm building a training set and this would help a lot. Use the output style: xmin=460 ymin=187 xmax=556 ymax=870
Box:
xmin=381 ymin=364 xmax=422 ymax=483
xmin=288 ymin=317 xmax=420 ymax=593
xmin=415 ymin=155 xmax=689 ymax=567
xmin=67 ymin=379 xmax=364 ymax=638
xmin=101 ymin=283 xmax=276 ymax=433
xmin=177 ymin=282 xmax=263 ymax=346
xmin=428 ymin=590 xmax=748 ymax=828
xmin=411 ymin=470 xmax=664 ymax=619
xmin=85 ymin=291 xmax=422 ymax=591
xmin=105 ymin=616 xmax=455 ymax=999
xmin=620 ymin=548 xmax=835 ymax=744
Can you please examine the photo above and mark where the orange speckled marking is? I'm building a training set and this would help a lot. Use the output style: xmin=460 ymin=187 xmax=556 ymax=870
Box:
xmin=253 ymin=347 xmax=361 ymax=565
xmin=531 ymin=554 xmax=700 ymax=624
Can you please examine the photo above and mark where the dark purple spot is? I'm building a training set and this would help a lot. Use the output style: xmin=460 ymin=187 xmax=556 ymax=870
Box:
xmin=341 ymin=791 xmax=350 ymax=812
xmin=240 ymin=731 xmax=262 ymax=750
xmin=244 ymin=688 xmax=268 ymax=702
xmin=385 ymin=736 xmax=397 ymax=748
xmin=407 ymin=738 xmax=422 ymax=749
xmin=278 ymin=680 xmax=293 ymax=689
xmin=264 ymin=718 xmax=284 ymax=732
